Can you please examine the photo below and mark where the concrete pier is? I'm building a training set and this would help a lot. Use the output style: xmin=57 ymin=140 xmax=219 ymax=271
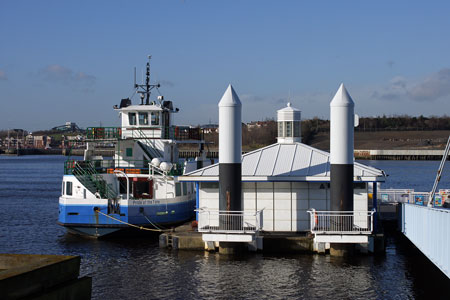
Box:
xmin=0 ymin=254 xmax=91 ymax=300
xmin=218 ymin=242 xmax=245 ymax=255
xmin=354 ymin=149 xmax=450 ymax=160
xmin=330 ymin=244 xmax=355 ymax=257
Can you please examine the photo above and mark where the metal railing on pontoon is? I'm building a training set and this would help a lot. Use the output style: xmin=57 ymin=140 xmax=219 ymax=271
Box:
xmin=307 ymin=209 xmax=375 ymax=235
xmin=196 ymin=209 xmax=262 ymax=234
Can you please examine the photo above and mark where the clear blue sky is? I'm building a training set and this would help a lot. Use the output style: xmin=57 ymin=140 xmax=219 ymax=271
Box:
xmin=1 ymin=0 xmax=450 ymax=131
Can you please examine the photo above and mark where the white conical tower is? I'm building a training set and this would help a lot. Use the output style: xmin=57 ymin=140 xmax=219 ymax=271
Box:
xmin=218 ymin=84 xmax=242 ymax=164
xmin=277 ymin=102 xmax=301 ymax=144
xmin=330 ymin=83 xmax=355 ymax=212
xmin=218 ymin=84 xmax=242 ymax=220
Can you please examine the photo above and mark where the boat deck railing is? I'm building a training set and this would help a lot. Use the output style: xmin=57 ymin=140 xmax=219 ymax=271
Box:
xmin=307 ymin=209 xmax=375 ymax=235
xmin=86 ymin=127 xmax=121 ymax=140
xmin=85 ymin=126 xmax=204 ymax=141
xmin=196 ymin=209 xmax=262 ymax=234
xmin=64 ymin=159 xmax=184 ymax=176
xmin=69 ymin=160 xmax=117 ymax=199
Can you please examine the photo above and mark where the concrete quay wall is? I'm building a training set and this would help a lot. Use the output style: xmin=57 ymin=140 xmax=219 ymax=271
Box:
xmin=355 ymin=149 xmax=448 ymax=160
xmin=0 ymin=254 xmax=91 ymax=300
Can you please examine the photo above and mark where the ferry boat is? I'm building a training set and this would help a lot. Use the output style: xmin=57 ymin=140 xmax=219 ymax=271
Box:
xmin=58 ymin=57 xmax=209 ymax=237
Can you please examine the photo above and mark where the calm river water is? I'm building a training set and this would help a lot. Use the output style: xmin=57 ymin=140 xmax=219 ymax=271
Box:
xmin=0 ymin=156 xmax=449 ymax=299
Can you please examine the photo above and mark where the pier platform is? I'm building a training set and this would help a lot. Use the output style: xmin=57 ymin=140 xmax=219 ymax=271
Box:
xmin=159 ymin=230 xmax=313 ymax=253
xmin=159 ymin=223 xmax=384 ymax=255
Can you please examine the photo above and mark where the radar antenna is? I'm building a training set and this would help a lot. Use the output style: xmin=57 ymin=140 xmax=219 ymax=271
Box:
xmin=134 ymin=55 xmax=161 ymax=105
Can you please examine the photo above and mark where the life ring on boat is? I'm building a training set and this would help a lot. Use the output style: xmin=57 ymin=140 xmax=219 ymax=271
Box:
xmin=314 ymin=212 xmax=318 ymax=227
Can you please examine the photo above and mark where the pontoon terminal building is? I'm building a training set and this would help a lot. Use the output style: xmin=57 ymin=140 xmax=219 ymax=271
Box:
xmin=179 ymin=103 xmax=385 ymax=232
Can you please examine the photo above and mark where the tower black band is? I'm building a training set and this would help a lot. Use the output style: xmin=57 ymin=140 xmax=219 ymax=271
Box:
xmin=330 ymin=164 xmax=353 ymax=211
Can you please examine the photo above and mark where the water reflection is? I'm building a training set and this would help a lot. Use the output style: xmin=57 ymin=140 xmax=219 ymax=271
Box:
xmin=1 ymin=156 xmax=449 ymax=299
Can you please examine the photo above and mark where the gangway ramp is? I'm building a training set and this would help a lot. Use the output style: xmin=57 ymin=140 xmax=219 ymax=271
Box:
xmin=400 ymin=203 xmax=450 ymax=279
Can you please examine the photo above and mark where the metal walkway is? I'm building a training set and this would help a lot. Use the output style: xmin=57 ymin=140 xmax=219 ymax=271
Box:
xmin=400 ymin=203 xmax=450 ymax=278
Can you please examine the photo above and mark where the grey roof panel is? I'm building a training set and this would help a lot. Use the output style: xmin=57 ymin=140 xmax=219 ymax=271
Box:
xmin=242 ymin=149 xmax=262 ymax=176
xmin=202 ymin=164 xmax=219 ymax=176
xmin=254 ymin=144 xmax=280 ymax=176
xmin=354 ymin=164 xmax=363 ymax=176
xmin=273 ymin=144 xmax=297 ymax=176
xmin=290 ymin=146 xmax=312 ymax=176
xmin=309 ymin=151 xmax=329 ymax=176
xmin=354 ymin=162 xmax=382 ymax=177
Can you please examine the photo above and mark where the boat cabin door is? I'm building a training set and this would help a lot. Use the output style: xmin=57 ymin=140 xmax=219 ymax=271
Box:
xmin=108 ymin=198 xmax=120 ymax=215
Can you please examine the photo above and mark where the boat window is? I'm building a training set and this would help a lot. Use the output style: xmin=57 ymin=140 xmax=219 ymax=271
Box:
xmin=66 ymin=182 xmax=73 ymax=196
xmin=151 ymin=112 xmax=160 ymax=125
xmin=162 ymin=111 xmax=169 ymax=127
xmin=129 ymin=113 xmax=137 ymax=125
xmin=286 ymin=121 xmax=292 ymax=137
xmin=354 ymin=182 xmax=367 ymax=190
xmin=175 ymin=183 xmax=182 ymax=197
xmin=83 ymin=189 xmax=86 ymax=199
xmin=62 ymin=182 xmax=65 ymax=195
xmin=133 ymin=180 xmax=153 ymax=199
xmin=139 ymin=112 xmax=149 ymax=125
xmin=126 ymin=148 xmax=133 ymax=157
xmin=182 ymin=182 xmax=187 ymax=195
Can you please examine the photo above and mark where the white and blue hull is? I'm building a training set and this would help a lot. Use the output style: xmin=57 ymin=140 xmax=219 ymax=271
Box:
xmin=58 ymin=174 xmax=196 ymax=237
xmin=58 ymin=198 xmax=195 ymax=237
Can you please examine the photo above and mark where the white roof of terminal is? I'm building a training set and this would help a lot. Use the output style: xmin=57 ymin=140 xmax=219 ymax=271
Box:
xmin=179 ymin=142 xmax=385 ymax=182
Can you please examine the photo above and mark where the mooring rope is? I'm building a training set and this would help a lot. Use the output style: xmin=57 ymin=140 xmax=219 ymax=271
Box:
xmin=142 ymin=213 xmax=166 ymax=230
xmin=94 ymin=210 xmax=169 ymax=232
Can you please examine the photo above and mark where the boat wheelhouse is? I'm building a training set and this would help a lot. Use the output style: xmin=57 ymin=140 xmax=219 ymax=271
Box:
xmin=58 ymin=57 xmax=207 ymax=237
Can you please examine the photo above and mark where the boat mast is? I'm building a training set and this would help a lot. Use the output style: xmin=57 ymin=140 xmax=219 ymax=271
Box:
xmin=135 ymin=55 xmax=160 ymax=105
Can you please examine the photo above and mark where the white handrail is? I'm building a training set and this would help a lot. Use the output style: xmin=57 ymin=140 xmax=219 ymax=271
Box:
xmin=196 ymin=209 xmax=262 ymax=234
xmin=307 ymin=209 xmax=375 ymax=235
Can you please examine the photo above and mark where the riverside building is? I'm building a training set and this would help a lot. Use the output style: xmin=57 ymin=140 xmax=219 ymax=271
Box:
xmin=179 ymin=102 xmax=385 ymax=233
